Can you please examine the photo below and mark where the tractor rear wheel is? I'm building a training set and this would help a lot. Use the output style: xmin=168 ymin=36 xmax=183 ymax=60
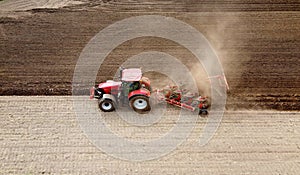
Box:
xmin=99 ymin=99 xmax=115 ymax=112
xmin=130 ymin=96 xmax=151 ymax=113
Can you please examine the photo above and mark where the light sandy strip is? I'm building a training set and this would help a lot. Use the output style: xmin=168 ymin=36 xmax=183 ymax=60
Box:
xmin=0 ymin=96 xmax=299 ymax=174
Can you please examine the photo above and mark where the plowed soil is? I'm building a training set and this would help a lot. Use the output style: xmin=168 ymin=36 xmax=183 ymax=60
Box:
xmin=1 ymin=0 xmax=300 ymax=110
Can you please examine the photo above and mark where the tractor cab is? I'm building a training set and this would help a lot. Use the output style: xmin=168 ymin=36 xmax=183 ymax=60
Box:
xmin=120 ymin=68 xmax=143 ymax=95
xmin=120 ymin=68 xmax=151 ymax=93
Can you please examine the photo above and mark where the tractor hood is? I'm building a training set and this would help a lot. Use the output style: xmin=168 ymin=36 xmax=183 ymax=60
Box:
xmin=98 ymin=80 xmax=122 ymax=89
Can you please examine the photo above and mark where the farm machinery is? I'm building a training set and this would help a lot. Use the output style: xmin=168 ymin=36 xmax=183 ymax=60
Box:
xmin=153 ymin=85 xmax=209 ymax=115
xmin=90 ymin=68 xmax=209 ymax=115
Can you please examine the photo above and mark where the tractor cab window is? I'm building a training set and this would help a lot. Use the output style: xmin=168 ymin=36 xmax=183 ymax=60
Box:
xmin=129 ymin=81 xmax=141 ymax=92
xmin=122 ymin=81 xmax=141 ymax=95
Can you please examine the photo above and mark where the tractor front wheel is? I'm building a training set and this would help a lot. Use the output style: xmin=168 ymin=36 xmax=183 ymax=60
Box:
xmin=99 ymin=99 xmax=115 ymax=112
xmin=130 ymin=96 xmax=151 ymax=113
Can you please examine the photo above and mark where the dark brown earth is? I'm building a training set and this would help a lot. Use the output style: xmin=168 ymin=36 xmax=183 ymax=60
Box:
xmin=1 ymin=0 xmax=300 ymax=110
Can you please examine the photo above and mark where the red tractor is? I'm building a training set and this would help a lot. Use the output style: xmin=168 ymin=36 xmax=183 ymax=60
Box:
xmin=90 ymin=68 xmax=209 ymax=115
xmin=90 ymin=68 xmax=152 ymax=113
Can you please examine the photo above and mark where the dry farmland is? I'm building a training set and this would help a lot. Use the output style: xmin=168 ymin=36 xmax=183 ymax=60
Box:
xmin=1 ymin=0 xmax=300 ymax=174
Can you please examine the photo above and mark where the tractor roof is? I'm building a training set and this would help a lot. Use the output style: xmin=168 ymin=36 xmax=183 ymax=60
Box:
xmin=121 ymin=68 xmax=142 ymax=81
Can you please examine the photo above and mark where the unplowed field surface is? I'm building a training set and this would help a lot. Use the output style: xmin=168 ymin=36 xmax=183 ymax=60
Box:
xmin=0 ymin=96 xmax=300 ymax=174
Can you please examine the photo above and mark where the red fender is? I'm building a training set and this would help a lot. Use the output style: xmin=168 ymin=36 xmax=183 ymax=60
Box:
xmin=128 ymin=88 xmax=151 ymax=99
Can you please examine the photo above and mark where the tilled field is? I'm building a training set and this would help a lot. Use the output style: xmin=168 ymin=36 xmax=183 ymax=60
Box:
xmin=0 ymin=96 xmax=300 ymax=174
xmin=1 ymin=0 xmax=300 ymax=109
